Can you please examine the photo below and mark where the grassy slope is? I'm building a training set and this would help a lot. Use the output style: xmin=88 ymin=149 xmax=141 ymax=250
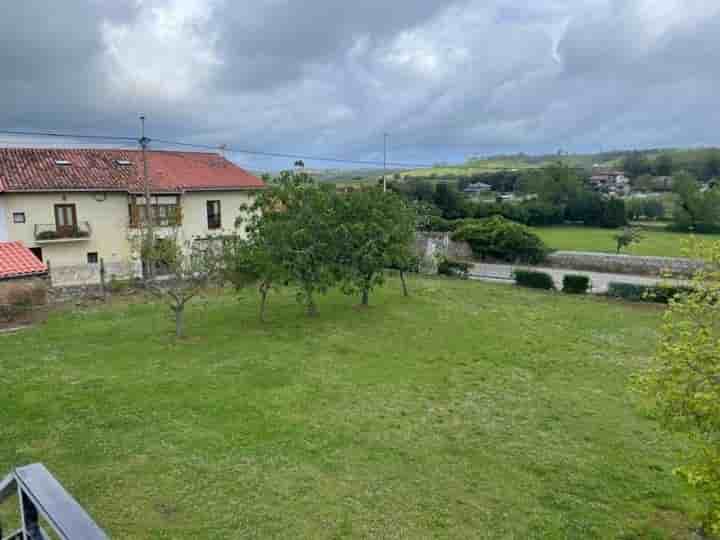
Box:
xmin=0 ymin=279 xmax=696 ymax=539
xmin=534 ymin=226 xmax=720 ymax=257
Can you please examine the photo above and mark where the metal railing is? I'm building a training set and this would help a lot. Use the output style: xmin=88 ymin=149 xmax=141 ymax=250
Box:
xmin=34 ymin=222 xmax=92 ymax=242
xmin=0 ymin=463 xmax=109 ymax=539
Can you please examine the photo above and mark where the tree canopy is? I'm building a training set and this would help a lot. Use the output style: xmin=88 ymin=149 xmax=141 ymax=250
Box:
xmin=225 ymin=171 xmax=417 ymax=317
xmin=635 ymin=240 xmax=720 ymax=535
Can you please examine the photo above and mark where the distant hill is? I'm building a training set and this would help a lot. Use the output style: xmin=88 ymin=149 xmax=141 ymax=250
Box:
xmin=400 ymin=147 xmax=720 ymax=180
xmin=253 ymin=147 xmax=720 ymax=185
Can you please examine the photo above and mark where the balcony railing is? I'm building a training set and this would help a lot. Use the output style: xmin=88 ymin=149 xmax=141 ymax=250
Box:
xmin=34 ymin=222 xmax=92 ymax=242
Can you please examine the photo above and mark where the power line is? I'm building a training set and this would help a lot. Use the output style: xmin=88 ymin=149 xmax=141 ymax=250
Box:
xmin=0 ymin=129 xmax=136 ymax=142
xmin=152 ymin=138 xmax=433 ymax=169
xmin=0 ymin=128 xmax=433 ymax=168
xmin=0 ymin=128 xmax=536 ymax=171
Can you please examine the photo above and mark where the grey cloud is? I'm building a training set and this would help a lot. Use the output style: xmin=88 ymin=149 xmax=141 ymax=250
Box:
xmin=213 ymin=0 xmax=458 ymax=91
xmin=0 ymin=0 xmax=719 ymax=166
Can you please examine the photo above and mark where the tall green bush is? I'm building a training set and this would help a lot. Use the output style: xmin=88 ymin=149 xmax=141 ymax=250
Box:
xmin=562 ymin=274 xmax=591 ymax=294
xmin=452 ymin=216 xmax=549 ymax=264
xmin=514 ymin=270 xmax=555 ymax=290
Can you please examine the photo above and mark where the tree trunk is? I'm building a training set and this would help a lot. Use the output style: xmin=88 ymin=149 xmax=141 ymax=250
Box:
xmin=400 ymin=270 xmax=409 ymax=297
xmin=174 ymin=305 xmax=184 ymax=338
xmin=361 ymin=288 xmax=369 ymax=306
xmin=259 ymin=285 xmax=268 ymax=322
xmin=306 ymin=292 xmax=318 ymax=317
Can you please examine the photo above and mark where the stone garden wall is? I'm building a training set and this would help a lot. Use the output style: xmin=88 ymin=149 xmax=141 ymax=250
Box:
xmin=0 ymin=275 xmax=48 ymax=307
xmin=546 ymin=251 xmax=705 ymax=277
xmin=415 ymin=232 xmax=705 ymax=277
xmin=48 ymin=261 xmax=140 ymax=287
xmin=415 ymin=232 xmax=473 ymax=273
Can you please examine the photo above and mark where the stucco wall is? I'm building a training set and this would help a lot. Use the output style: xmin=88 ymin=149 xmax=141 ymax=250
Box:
xmin=0 ymin=197 xmax=7 ymax=241
xmin=178 ymin=190 xmax=255 ymax=242
xmin=2 ymin=192 xmax=131 ymax=267
xmin=2 ymin=190 xmax=258 ymax=273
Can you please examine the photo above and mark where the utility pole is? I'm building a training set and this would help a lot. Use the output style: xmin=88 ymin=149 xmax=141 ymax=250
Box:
xmin=139 ymin=115 xmax=153 ymax=280
xmin=383 ymin=133 xmax=389 ymax=192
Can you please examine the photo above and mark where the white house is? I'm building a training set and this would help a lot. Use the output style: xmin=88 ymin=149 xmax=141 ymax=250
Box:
xmin=0 ymin=148 xmax=265 ymax=282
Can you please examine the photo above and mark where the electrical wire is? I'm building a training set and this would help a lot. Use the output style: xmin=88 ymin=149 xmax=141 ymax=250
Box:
xmin=0 ymin=128 xmax=536 ymax=171
xmin=0 ymin=129 xmax=137 ymax=142
xmin=151 ymin=138 xmax=433 ymax=169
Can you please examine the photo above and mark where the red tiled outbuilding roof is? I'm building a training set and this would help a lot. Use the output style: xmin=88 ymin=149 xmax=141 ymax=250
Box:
xmin=0 ymin=148 xmax=265 ymax=193
xmin=0 ymin=242 xmax=48 ymax=279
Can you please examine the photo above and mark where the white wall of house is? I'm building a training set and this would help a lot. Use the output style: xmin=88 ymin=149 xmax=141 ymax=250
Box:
xmin=2 ymin=189 xmax=259 ymax=279
xmin=2 ymin=192 xmax=132 ymax=267
xmin=0 ymin=196 xmax=7 ymax=241
xmin=180 ymin=190 xmax=256 ymax=242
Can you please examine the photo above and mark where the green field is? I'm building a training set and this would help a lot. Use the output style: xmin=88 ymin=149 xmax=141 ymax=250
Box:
xmin=533 ymin=226 xmax=720 ymax=258
xmin=403 ymin=162 xmax=540 ymax=178
xmin=0 ymin=280 xmax=697 ymax=538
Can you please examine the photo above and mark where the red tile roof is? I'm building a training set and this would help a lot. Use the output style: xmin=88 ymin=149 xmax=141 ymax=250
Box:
xmin=0 ymin=241 xmax=48 ymax=279
xmin=0 ymin=148 xmax=265 ymax=193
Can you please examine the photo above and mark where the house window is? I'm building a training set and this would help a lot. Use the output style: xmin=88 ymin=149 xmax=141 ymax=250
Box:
xmin=12 ymin=212 xmax=26 ymax=224
xmin=54 ymin=204 xmax=78 ymax=235
xmin=128 ymin=196 xmax=182 ymax=227
xmin=87 ymin=252 xmax=99 ymax=264
xmin=154 ymin=204 xmax=179 ymax=227
xmin=207 ymin=200 xmax=221 ymax=229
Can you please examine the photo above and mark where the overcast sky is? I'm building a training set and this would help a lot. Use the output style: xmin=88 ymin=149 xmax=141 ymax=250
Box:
xmin=2 ymin=0 xmax=720 ymax=169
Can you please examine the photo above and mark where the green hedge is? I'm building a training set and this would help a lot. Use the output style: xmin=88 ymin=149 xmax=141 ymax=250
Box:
xmin=438 ymin=259 xmax=471 ymax=279
xmin=514 ymin=270 xmax=555 ymax=290
xmin=607 ymin=282 xmax=694 ymax=303
xmin=453 ymin=216 xmax=549 ymax=264
xmin=562 ymin=274 xmax=591 ymax=294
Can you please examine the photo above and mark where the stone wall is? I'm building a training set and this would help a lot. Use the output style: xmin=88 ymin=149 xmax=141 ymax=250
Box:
xmin=415 ymin=232 xmax=706 ymax=277
xmin=0 ymin=275 xmax=49 ymax=306
xmin=415 ymin=232 xmax=473 ymax=273
xmin=546 ymin=251 xmax=705 ymax=277
xmin=49 ymin=261 xmax=140 ymax=287
xmin=0 ymin=275 xmax=49 ymax=321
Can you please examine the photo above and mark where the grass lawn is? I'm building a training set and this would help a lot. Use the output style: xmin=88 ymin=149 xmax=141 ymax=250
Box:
xmin=0 ymin=278 xmax=697 ymax=538
xmin=533 ymin=225 xmax=720 ymax=258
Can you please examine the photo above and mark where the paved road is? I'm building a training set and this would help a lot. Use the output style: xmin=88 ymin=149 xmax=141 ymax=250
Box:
xmin=469 ymin=263 xmax=678 ymax=293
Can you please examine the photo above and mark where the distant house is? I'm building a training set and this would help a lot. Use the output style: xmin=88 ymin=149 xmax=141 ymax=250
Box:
xmin=649 ymin=176 xmax=674 ymax=191
xmin=463 ymin=182 xmax=492 ymax=198
xmin=589 ymin=167 xmax=630 ymax=194
xmin=0 ymin=148 xmax=265 ymax=282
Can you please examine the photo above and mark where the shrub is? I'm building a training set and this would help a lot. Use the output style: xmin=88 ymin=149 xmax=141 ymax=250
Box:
xmin=626 ymin=197 xmax=666 ymax=221
xmin=421 ymin=215 xmax=457 ymax=232
xmin=607 ymin=282 xmax=694 ymax=303
xmin=514 ymin=269 xmax=555 ymax=290
xmin=437 ymin=259 xmax=471 ymax=279
xmin=36 ymin=230 xmax=60 ymax=240
xmin=667 ymin=222 xmax=720 ymax=234
xmin=108 ymin=275 xmax=130 ymax=294
xmin=522 ymin=201 xmax=565 ymax=226
xmin=452 ymin=216 xmax=549 ymax=264
xmin=602 ymin=198 xmax=628 ymax=228
xmin=562 ymin=274 xmax=591 ymax=294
